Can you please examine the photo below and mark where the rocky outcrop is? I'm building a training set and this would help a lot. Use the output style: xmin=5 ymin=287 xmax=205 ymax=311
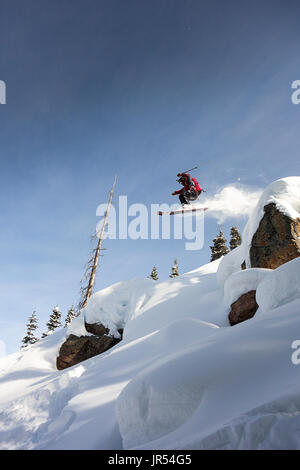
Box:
xmin=229 ymin=203 xmax=300 ymax=326
xmin=228 ymin=290 xmax=258 ymax=326
xmin=56 ymin=323 xmax=123 ymax=370
xmin=250 ymin=203 xmax=300 ymax=269
xmin=84 ymin=322 xmax=110 ymax=336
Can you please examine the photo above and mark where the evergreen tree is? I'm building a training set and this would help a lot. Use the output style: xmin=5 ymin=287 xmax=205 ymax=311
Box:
xmin=21 ymin=311 xmax=39 ymax=348
xmin=64 ymin=305 xmax=77 ymax=327
xmin=229 ymin=226 xmax=242 ymax=251
xmin=169 ymin=258 xmax=179 ymax=278
xmin=210 ymin=229 xmax=229 ymax=261
xmin=42 ymin=305 xmax=62 ymax=337
xmin=149 ymin=265 xmax=159 ymax=281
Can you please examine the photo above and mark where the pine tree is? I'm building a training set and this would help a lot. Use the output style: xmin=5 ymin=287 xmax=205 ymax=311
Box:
xmin=64 ymin=305 xmax=77 ymax=327
xmin=149 ymin=265 xmax=159 ymax=281
xmin=169 ymin=258 xmax=179 ymax=278
xmin=42 ymin=306 xmax=62 ymax=337
xmin=229 ymin=226 xmax=242 ymax=251
xmin=21 ymin=311 xmax=39 ymax=348
xmin=210 ymin=229 xmax=229 ymax=261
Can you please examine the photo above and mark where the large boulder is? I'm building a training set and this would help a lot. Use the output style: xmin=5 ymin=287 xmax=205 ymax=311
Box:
xmin=250 ymin=203 xmax=300 ymax=269
xmin=228 ymin=290 xmax=258 ymax=326
xmin=56 ymin=323 xmax=123 ymax=370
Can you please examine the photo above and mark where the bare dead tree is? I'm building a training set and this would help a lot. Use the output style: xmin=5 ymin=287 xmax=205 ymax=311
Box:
xmin=78 ymin=176 xmax=117 ymax=309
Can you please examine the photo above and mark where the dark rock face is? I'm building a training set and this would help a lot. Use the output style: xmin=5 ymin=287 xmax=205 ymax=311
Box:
xmin=250 ymin=203 xmax=300 ymax=269
xmin=228 ymin=291 xmax=258 ymax=326
xmin=56 ymin=323 xmax=123 ymax=370
xmin=84 ymin=322 xmax=110 ymax=336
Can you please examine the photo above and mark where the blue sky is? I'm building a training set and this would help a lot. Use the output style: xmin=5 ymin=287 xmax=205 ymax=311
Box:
xmin=0 ymin=0 xmax=300 ymax=354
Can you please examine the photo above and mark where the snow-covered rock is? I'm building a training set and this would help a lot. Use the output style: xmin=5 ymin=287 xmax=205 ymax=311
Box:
xmin=224 ymin=268 xmax=272 ymax=307
xmin=57 ymin=278 xmax=156 ymax=370
xmin=243 ymin=177 xmax=300 ymax=268
xmin=56 ymin=331 xmax=122 ymax=371
xmin=222 ymin=268 xmax=271 ymax=326
xmin=256 ymin=257 xmax=300 ymax=312
xmin=217 ymin=177 xmax=300 ymax=284
xmin=216 ymin=177 xmax=300 ymax=326
xmin=80 ymin=278 xmax=155 ymax=338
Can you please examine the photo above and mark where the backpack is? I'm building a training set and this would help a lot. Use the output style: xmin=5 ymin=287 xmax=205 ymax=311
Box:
xmin=191 ymin=177 xmax=201 ymax=192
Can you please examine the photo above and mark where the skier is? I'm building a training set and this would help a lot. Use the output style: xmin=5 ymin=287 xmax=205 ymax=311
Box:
xmin=172 ymin=173 xmax=202 ymax=206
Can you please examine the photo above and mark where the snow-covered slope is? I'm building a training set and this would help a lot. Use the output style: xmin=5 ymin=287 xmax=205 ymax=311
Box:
xmin=0 ymin=260 xmax=224 ymax=450
xmin=0 ymin=177 xmax=300 ymax=450
xmin=117 ymin=297 xmax=300 ymax=450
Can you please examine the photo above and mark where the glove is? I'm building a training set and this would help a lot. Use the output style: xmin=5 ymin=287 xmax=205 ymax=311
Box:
xmin=177 ymin=173 xmax=182 ymax=177
xmin=172 ymin=192 xmax=176 ymax=195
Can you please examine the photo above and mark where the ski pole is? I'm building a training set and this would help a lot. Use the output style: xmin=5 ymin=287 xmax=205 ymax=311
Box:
xmin=181 ymin=166 xmax=198 ymax=173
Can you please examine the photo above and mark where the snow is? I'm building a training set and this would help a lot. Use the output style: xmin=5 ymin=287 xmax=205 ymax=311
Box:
xmin=79 ymin=278 xmax=155 ymax=338
xmin=66 ymin=314 xmax=91 ymax=337
xmin=192 ymin=383 xmax=300 ymax=450
xmin=117 ymin=299 xmax=300 ymax=450
xmin=223 ymin=268 xmax=272 ymax=306
xmin=0 ymin=177 xmax=300 ymax=450
xmin=1 ymin=254 xmax=300 ymax=450
xmin=217 ymin=245 xmax=245 ymax=288
xmin=256 ymin=257 xmax=300 ymax=313
xmin=0 ymin=260 xmax=225 ymax=450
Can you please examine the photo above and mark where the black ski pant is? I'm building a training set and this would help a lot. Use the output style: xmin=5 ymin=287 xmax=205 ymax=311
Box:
xmin=179 ymin=189 xmax=199 ymax=205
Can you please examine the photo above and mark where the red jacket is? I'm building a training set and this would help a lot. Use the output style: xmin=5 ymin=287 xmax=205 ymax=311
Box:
xmin=173 ymin=173 xmax=202 ymax=194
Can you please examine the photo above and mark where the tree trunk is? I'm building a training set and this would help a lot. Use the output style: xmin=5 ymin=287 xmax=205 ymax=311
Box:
xmin=81 ymin=176 xmax=117 ymax=308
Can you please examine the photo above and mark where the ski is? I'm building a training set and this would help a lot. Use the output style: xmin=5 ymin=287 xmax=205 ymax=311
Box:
xmin=158 ymin=207 xmax=208 ymax=216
